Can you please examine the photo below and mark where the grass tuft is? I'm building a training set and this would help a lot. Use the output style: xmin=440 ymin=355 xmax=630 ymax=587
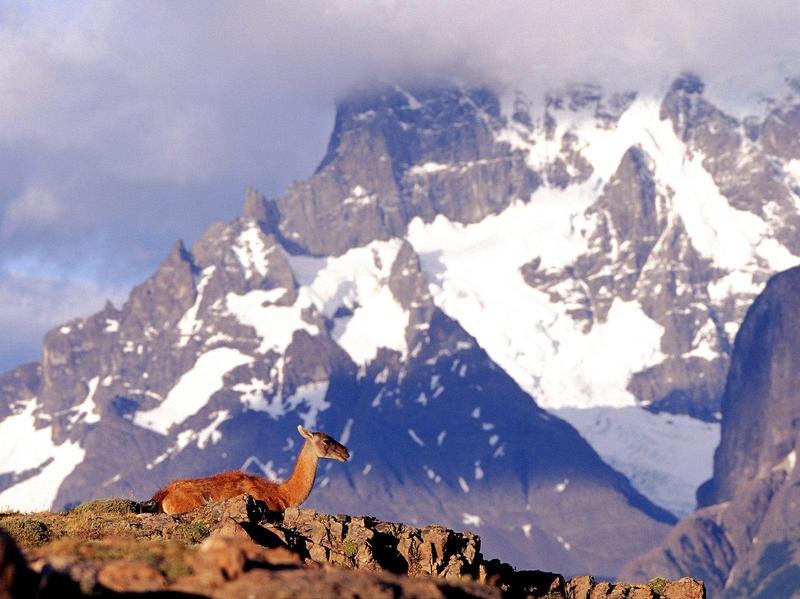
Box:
xmin=70 ymin=498 xmax=140 ymax=516
xmin=648 ymin=577 xmax=668 ymax=595
xmin=0 ymin=516 xmax=51 ymax=546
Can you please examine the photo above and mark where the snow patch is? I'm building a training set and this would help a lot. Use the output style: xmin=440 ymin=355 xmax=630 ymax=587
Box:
xmin=233 ymin=224 xmax=272 ymax=279
xmin=340 ymin=418 xmax=354 ymax=445
xmin=133 ymin=348 xmax=253 ymax=435
xmin=70 ymin=377 xmax=101 ymax=425
xmin=197 ymin=410 xmax=230 ymax=449
xmin=408 ymin=429 xmax=425 ymax=447
xmin=685 ymin=318 xmax=720 ymax=361
xmin=234 ymin=378 xmax=331 ymax=428
xmin=287 ymin=381 xmax=331 ymax=429
xmin=774 ymin=449 xmax=797 ymax=474
xmin=462 ymin=512 xmax=481 ymax=527
xmin=409 ymin=203 xmax=665 ymax=409
xmin=395 ymin=85 xmax=422 ymax=110
xmin=786 ymin=159 xmax=800 ymax=185
xmin=234 ymin=378 xmax=282 ymax=417
xmin=555 ymin=406 xmax=720 ymax=516
xmin=242 ymin=456 xmax=280 ymax=480
xmin=225 ymin=289 xmax=318 ymax=354
xmin=343 ymin=185 xmax=376 ymax=207
xmin=289 ymin=240 xmax=409 ymax=365
xmin=177 ymin=266 xmax=215 ymax=346
xmin=104 ymin=319 xmax=119 ymax=333
xmin=408 ymin=161 xmax=450 ymax=175
xmin=0 ymin=399 xmax=85 ymax=511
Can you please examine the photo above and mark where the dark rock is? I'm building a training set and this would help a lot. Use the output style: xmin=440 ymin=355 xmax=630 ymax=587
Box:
xmin=623 ymin=266 xmax=800 ymax=597
xmin=0 ymin=531 xmax=37 ymax=599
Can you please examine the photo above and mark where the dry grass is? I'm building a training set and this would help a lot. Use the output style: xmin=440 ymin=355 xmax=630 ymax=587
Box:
xmin=41 ymin=536 xmax=195 ymax=583
xmin=0 ymin=497 xmax=207 ymax=551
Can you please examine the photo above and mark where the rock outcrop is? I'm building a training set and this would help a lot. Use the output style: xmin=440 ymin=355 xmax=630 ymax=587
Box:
xmin=0 ymin=496 xmax=705 ymax=599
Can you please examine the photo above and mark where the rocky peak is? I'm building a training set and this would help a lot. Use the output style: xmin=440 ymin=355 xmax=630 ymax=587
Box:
xmin=588 ymin=145 xmax=662 ymax=265
xmin=702 ymin=266 xmax=800 ymax=505
xmin=625 ymin=266 xmax=800 ymax=597
xmin=125 ymin=239 xmax=197 ymax=328
xmin=660 ymin=72 xmax=739 ymax=146
xmin=543 ymin=83 xmax=636 ymax=129
xmin=273 ymin=84 xmax=538 ymax=256
xmin=760 ymin=82 xmax=800 ymax=160
xmin=319 ymin=84 xmax=502 ymax=174
xmin=669 ymin=72 xmax=705 ymax=96
xmin=242 ymin=187 xmax=271 ymax=224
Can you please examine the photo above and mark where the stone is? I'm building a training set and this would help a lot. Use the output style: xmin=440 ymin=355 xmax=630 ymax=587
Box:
xmin=0 ymin=531 xmax=37 ymax=599
xmin=663 ymin=578 xmax=706 ymax=599
xmin=211 ymin=517 xmax=253 ymax=541
xmin=96 ymin=561 xmax=167 ymax=593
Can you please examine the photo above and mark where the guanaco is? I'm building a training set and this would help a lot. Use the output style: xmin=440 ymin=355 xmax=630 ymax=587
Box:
xmin=149 ymin=425 xmax=350 ymax=514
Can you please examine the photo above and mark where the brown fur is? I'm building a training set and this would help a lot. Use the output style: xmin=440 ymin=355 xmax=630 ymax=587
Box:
xmin=150 ymin=427 xmax=349 ymax=515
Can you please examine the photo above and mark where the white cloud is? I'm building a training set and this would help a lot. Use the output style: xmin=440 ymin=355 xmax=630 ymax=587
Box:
xmin=1 ymin=1 xmax=798 ymax=185
xmin=2 ymin=185 xmax=65 ymax=236
xmin=0 ymin=268 xmax=127 ymax=371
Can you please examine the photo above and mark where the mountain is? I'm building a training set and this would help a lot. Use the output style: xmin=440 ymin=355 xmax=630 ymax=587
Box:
xmin=622 ymin=266 xmax=800 ymax=598
xmin=0 ymin=202 xmax=674 ymax=578
xmin=2 ymin=73 xmax=800 ymax=578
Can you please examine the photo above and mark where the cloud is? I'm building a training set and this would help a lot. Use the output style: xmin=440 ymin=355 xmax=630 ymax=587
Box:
xmin=0 ymin=268 xmax=128 ymax=372
xmin=0 ymin=0 xmax=799 ymax=369
xmin=1 ymin=185 xmax=65 ymax=236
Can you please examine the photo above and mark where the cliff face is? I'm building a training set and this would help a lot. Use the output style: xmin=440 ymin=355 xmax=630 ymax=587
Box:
xmin=622 ymin=267 xmax=800 ymax=598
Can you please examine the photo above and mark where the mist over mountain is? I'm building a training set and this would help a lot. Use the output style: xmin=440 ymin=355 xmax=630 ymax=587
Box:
xmin=3 ymin=1 xmax=800 ymax=375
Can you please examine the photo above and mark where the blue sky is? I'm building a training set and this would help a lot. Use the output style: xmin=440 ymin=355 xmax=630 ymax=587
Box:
xmin=1 ymin=0 xmax=799 ymax=371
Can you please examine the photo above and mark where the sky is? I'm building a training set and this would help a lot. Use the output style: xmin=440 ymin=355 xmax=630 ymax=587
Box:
xmin=1 ymin=0 xmax=800 ymax=371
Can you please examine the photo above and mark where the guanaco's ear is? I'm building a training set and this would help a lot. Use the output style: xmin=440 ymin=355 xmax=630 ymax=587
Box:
xmin=297 ymin=424 xmax=313 ymax=439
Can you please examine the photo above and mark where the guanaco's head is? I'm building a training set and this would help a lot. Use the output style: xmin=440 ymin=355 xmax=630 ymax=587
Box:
xmin=297 ymin=425 xmax=350 ymax=462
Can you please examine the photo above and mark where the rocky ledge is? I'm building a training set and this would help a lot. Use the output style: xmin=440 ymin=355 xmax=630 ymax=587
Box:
xmin=0 ymin=496 xmax=704 ymax=598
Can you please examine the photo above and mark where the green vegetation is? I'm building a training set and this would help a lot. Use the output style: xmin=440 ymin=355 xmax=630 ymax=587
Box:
xmin=342 ymin=537 xmax=358 ymax=558
xmin=0 ymin=516 xmax=51 ymax=546
xmin=70 ymin=498 xmax=140 ymax=516
xmin=0 ymin=497 xmax=210 ymax=550
xmin=171 ymin=521 xmax=210 ymax=544
xmin=648 ymin=577 xmax=668 ymax=595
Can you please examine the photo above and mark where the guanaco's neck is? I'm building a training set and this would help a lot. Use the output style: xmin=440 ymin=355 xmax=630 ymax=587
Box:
xmin=278 ymin=439 xmax=319 ymax=507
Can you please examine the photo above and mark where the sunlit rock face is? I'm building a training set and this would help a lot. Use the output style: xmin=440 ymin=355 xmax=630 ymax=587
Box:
xmin=3 ymin=74 xmax=800 ymax=582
